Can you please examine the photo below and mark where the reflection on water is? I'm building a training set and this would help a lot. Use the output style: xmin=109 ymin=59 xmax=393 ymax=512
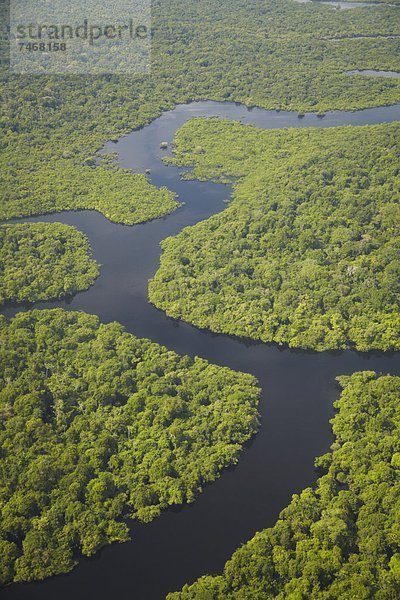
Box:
xmin=2 ymin=100 xmax=400 ymax=600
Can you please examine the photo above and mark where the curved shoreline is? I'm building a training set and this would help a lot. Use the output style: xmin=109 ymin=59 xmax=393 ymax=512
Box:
xmin=2 ymin=100 xmax=400 ymax=600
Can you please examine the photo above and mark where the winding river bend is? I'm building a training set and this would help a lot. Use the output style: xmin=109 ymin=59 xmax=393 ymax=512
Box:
xmin=2 ymin=101 xmax=400 ymax=600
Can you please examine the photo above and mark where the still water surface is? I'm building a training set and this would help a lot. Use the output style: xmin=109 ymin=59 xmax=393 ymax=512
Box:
xmin=294 ymin=0 xmax=395 ymax=8
xmin=2 ymin=101 xmax=400 ymax=600
xmin=345 ymin=69 xmax=400 ymax=77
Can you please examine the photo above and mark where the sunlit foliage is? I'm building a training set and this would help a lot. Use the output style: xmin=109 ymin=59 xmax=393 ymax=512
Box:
xmin=0 ymin=223 xmax=99 ymax=304
xmin=169 ymin=372 xmax=400 ymax=599
xmin=1 ymin=0 xmax=399 ymax=221
xmin=0 ymin=309 xmax=260 ymax=584
xmin=150 ymin=119 xmax=400 ymax=351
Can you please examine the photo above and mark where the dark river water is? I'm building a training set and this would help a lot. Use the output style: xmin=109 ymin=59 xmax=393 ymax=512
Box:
xmin=2 ymin=101 xmax=400 ymax=600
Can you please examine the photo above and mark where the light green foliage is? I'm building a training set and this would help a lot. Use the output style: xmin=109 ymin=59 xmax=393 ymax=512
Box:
xmin=0 ymin=309 xmax=260 ymax=584
xmin=168 ymin=372 xmax=400 ymax=599
xmin=0 ymin=0 xmax=399 ymax=589
xmin=347 ymin=0 xmax=400 ymax=4
xmin=0 ymin=163 xmax=178 ymax=224
xmin=149 ymin=119 xmax=400 ymax=351
xmin=1 ymin=0 xmax=400 ymax=221
xmin=323 ymin=0 xmax=400 ymax=4
xmin=0 ymin=222 xmax=99 ymax=304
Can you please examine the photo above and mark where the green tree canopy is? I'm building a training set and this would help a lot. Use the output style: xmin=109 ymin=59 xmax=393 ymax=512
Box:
xmin=0 ymin=309 xmax=260 ymax=585
xmin=0 ymin=222 xmax=99 ymax=304
xmin=150 ymin=119 xmax=400 ymax=351
xmin=169 ymin=372 xmax=400 ymax=599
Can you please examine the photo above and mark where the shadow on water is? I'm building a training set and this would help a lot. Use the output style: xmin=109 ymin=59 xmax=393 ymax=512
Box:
xmin=2 ymin=101 xmax=400 ymax=600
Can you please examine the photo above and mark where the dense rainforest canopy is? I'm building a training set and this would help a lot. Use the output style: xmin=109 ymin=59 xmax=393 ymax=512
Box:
xmin=149 ymin=119 xmax=400 ymax=351
xmin=0 ymin=166 xmax=178 ymax=225
xmin=0 ymin=309 xmax=260 ymax=584
xmin=1 ymin=0 xmax=399 ymax=222
xmin=168 ymin=372 xmax=400 ymax=599
xmin=0 ymin=223 xmax=99 ymax=304
xmin=0 ymin=0 xmax=399 ymax=593
xmin=340 ymin=0 xmax=400 ymax=4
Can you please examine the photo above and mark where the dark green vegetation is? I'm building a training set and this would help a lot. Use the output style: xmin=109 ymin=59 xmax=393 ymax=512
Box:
xmin=1 ymin=0 xmax=399 ymax=591
xmin=149 ymin=120 xmax=400 ymax=351
xmin=169 ymin=372 xmax=400 ymax=599
xmin=1 ymin=0 xmax=400 ymax=222
xmin=329 ymin=0 xmax=400 ymax=4
xmin=0 ymin=309 xmax=260 ymax=584
xmin=323 ymin=0 xmax=400 ymax=4
xmin=0 ymin=223 xmax=99 ymax=304
xmin=0 ymin=166 xmax=178 ymax=225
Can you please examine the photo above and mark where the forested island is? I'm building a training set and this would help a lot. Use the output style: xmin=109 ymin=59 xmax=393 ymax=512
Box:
xmin=2 ymin=0 xmax=399 ymax=224
xmin=169 ymin=372 xmax=400 ymax=599
xmin=150 ymin=119 xmax=400 ymax=351
xmin=0 ymin=0 xmax=399 ymax=596
xmin=0 ymin=309 xmax=260 ymax=584
xmin=0 ymin=223 xmax=99 ymax=304
xmin=0 ymin=158 xmax=178 ymax=224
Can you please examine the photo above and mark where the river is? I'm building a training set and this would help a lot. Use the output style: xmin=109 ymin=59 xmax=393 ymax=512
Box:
xmin=345 ymin=69 xmax=400 ymax=77
xmin=294 ymin=0 xmax=397 ymax=8
xmin=2 ymin=100 xmax=400 ymax=600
